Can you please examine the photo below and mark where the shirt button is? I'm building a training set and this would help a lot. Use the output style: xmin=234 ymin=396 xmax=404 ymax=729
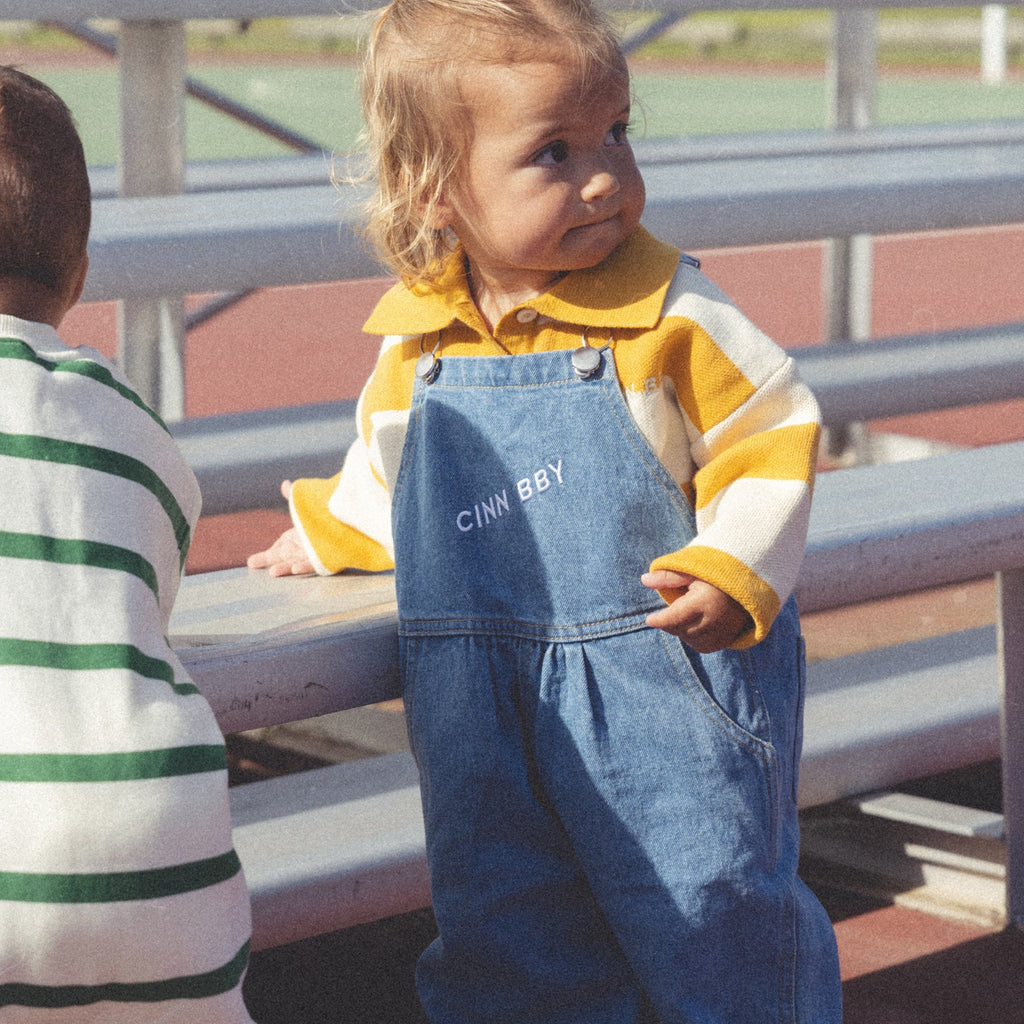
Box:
xmin=515 ymin=308 xmax=538 ymax=323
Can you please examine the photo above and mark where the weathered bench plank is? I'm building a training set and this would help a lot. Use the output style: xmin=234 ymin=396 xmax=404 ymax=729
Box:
xmin=85 ymin=134 xmax=1024 ymax=302
xmin=174 ymin=568 xmax=399 ymax=734
xmin=88 ymin=153 xmax=335 ymax=200
xmin=229 ymin=751 xmax=427 ymax=950
xmin=171 ymin=400 xmax=357 ymax=517
xmin=169 ymin=420 xmax=1024 ymax=949
xmin=795 ymin=440 xmax=1024 ymax=613
xmin=794 ymin=324 xmax=1024 ymax=427
xmin=800 ymin=626 xmax=999 ymax=808
xmin=225 ymin=619 xmax=1002 ymax=949
xmin=85 ymin=120 xmax=1024 ymax=200
xmin=172 ymin=440 xmax=1024 ymax=722
xmin=227 ymin=623 xmax=1002 ymax=948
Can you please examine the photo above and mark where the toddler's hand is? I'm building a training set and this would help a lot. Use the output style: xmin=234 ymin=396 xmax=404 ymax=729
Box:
xmin=246 ymin=481 xmax=315 ymax=577
xmin=641 ymin=570 xmax=752 ymax=653
xmin=247 ymin=528 xmax=315 ymax=577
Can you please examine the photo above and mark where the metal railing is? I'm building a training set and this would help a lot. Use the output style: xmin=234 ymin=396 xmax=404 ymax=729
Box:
xmin=10 ymin=1 xmax=1020 ymax=418
xmin=7 ymin=0 xmax=1024 ymax=932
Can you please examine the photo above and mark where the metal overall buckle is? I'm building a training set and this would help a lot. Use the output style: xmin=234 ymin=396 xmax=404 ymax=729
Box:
xmin=571 ymin=330 xmax=611 ymax=379
xmin=416 ymin=332 xmax=442 ymax=383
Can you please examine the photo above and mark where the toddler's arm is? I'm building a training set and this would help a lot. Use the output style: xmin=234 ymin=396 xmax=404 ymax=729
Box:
xmin=249 ymin=332 xmax=415 ymax=579
xmin=640 ymin=258 xmax=821 ymax=648
xmin=642 ymin=569 xmax=753 ymax=654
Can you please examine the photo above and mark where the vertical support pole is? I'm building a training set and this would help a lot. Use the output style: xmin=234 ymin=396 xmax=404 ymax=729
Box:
xmin=117 ymin=20 xmax=187 ymax=422
xmin=998 ymin=567 xmax=1024 ymax=928
xmin=981 ymin=6 xmax=1008 ymax=84
xmin=823 ymin=9 xmax=876 ymax=462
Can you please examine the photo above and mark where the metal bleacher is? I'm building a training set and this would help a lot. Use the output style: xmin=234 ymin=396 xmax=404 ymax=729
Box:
xmin=8 ymin=0 xmax=1024 ymax=946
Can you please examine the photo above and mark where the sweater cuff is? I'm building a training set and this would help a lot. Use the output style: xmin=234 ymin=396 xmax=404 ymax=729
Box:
xmin=649 ymin=544 xmax=781 ymax=649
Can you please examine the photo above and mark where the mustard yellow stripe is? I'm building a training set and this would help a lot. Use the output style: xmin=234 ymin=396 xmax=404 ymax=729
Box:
xmin=291 ymin=475 xmax=394 ymax=574
xmin=359 ymin=325 xmax=525 ymax=447
xmin=693 ymin=423 xmax=820 ymax=510
xmin=611 ymin=319 xmax=762 ymax=435
xmin=649 ymin=544 xmax=780 ymax=648
xmin=666 ymin=323 xmax=759 ymax=435
xmin=316 ymin=523 xmax=394 ymax=574
xmin=359 ymin=340 xmax=419 ymax=445
xmin=602 ymin=328 xmax=663 ymax=393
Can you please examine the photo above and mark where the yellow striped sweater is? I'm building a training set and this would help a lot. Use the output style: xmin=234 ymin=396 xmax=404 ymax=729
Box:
xmin=0 ymin=315 xmax=253 ymax=1022
xmin=290 ymin=227 xmax=820 ymax=647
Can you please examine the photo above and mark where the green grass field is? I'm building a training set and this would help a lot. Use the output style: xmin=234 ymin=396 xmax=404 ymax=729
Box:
xmin=6 ymin=9 xmax=1023 ymax=70
xmin=4 ymin=9 xmax=1020 ymax=162
xmin=22 ymin=62 xmax=1024 ymax=166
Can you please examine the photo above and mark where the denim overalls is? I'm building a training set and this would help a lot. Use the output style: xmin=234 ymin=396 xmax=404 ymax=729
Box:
xmin=391 ymin=344 xmax=841 ymax=1024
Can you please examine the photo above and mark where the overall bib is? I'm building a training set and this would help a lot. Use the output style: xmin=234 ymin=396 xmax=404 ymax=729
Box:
xmin=391 ymin=347 xmax=841 ymax=1024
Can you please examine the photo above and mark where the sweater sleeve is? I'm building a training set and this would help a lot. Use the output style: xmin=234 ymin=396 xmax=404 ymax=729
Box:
xmin=288 ymin=335 xmax=415 ymax=575
xmin=646 ymin=269 xmax=821 ymax=647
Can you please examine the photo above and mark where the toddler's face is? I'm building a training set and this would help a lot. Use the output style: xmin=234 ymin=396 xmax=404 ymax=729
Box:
xmin=436 ymin=58 xmax=645 ymax=306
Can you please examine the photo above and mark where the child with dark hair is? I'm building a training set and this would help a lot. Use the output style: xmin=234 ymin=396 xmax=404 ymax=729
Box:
xmin=0 ymin=66 xmax=255 ymax=1023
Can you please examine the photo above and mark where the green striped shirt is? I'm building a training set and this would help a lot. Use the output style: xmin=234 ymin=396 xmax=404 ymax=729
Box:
xmin=0 ymin=318 xmax=253 ymax=1021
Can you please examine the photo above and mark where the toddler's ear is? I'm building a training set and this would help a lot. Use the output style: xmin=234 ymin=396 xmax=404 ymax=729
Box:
xmin=419 ymin=191 xmax=454 ymax=231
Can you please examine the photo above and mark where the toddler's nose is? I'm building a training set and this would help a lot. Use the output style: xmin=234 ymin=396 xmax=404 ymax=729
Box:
xmin=582 ymin=168 xmax=620 ymax=203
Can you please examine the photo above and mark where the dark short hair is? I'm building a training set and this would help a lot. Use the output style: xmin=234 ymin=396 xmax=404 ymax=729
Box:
xmin=0 ymin=66 xmax=91 ymax=295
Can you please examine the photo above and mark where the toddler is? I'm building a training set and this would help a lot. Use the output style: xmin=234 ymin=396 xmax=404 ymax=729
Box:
xmin=0 ymin=66 xmax=254 ymax=1022
xmin=250 ymin=2 xmax=842 ymax=1021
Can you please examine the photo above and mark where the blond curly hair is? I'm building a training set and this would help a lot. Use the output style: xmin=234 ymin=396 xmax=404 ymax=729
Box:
xmin=355 ymin=0 xmax=627 ymax=286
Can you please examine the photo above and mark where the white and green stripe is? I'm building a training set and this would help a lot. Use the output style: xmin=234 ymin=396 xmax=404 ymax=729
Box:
xmin=0 ymin=432 xmax=191 ymax=563
xmin=0 ymin=317 xmax=252 ymax=1021
xmin=0 ymin=850 xmax=241 ymax=904
xmin=0 ymin=337 xmax=167 ymax=432
xmin=0 ymin=941 xmax=250 ymax=1011
xmin=0 ymin=530 xmax=159 ymax=597
xmin=0 ymin=637 xmax=195 ymax=693
xmin=0 ymin=746 xmax=225 ymax=783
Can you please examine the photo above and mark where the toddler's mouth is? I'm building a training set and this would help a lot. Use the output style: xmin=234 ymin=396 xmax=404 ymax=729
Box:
xmin=568 ymin=210 xmax=621 ymax=237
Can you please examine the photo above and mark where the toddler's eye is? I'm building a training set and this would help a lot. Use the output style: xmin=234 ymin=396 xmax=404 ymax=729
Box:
xmin=534 ymin=140 xmax=569 ymax=166
xmin=605 ymin=122 xmax=630 ymax=147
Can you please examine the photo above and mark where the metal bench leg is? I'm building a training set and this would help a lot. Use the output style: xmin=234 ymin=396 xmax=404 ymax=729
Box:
xmin=999 ymin=567 xmax=1024 ymax=927
xmin=117 ymin=19 xmax=187 ymax=421
xmin=822 ymin=8 xmax=876 ymax=463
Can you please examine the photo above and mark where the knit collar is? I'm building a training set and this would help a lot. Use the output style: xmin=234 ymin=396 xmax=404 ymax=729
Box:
xmin=0 ymin=314 xmax=64 ymax=356
xmin=363 ymin=226 xmax=681 ymax=337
